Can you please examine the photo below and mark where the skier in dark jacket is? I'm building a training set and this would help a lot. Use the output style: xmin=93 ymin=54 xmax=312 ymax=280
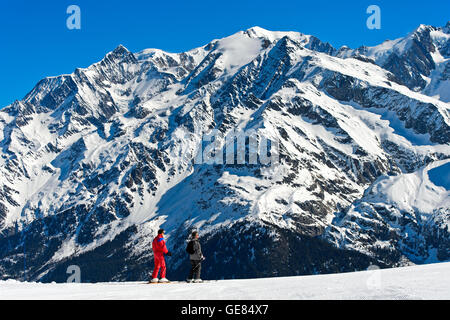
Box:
xmin=186 ymin=231 xmax=204 ymax=283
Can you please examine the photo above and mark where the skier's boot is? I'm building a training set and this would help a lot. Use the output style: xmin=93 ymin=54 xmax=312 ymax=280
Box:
xmin=159 ymin=278 xmax=170 ymax=283
xmin=186 ymin=279 xmax=194 ymax=283
xmin=149 ymin=278 xmax=159 ymax=283
xmin=194 ymin=279 xmax=203 ymax=283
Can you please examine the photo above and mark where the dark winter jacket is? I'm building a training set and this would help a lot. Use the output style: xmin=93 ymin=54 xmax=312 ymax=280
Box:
xmin=189 ymin=239 xmax=203 ymax=261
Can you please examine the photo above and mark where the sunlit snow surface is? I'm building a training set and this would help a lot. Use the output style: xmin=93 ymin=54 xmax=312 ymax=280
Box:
xmin=1 ymin=262 xmax=449 ymax=300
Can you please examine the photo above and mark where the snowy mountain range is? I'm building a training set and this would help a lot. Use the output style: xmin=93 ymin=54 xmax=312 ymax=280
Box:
xmin=0 ymin=22 xmax=449 ymax=282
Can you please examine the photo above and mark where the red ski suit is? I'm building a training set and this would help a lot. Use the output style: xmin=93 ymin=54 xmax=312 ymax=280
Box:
xmin=152 ymin=234 xmax=169 ymax=279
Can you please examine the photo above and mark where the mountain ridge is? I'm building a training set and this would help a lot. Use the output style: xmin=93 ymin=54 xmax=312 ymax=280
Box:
xmin=0 ymin=23 xmax=448 ymax=282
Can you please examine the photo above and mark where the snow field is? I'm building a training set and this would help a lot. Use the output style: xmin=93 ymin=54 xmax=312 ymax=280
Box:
xmin=1 ymin=262 xmax=449 ymax=300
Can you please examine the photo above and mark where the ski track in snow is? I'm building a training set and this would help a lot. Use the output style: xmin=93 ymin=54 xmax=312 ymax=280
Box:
xmin=0 ymin=262 xmax=449 ymax=300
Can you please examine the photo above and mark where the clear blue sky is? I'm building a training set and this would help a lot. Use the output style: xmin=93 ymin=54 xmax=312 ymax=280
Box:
xmin=0 ymin=0 xmax=448 ymax=108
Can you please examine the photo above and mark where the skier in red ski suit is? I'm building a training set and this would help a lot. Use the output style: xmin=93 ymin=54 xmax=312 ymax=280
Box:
xmin=151 ymin=229 xmax=172 ymax=282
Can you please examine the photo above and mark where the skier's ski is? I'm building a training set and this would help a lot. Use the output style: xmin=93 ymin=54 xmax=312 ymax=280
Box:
xmin=143 ymin=280 xmax=219 ymax=284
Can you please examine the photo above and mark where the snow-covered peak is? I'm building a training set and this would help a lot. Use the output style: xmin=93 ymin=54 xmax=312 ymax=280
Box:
xmin=243 ymin=26 xmax=308 ymax=43
xmin=358 ymin=23 xmax=450 ymax=63
xmin=443 ymin=21 xmax=450 ymax=34
xmin=104 ymin=44 xmax=135 ymax=62
xmin=112 ymin=44 xmax=129 ymax=53
xmin=135 ymin=48 xmax=172 ymax=60
xmin=335 ymin=23 xmax=450 ymax=100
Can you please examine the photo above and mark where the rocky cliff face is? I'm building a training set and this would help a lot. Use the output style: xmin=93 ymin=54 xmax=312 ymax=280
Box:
xmin=0 ymin=24 xmax=448 ymax=282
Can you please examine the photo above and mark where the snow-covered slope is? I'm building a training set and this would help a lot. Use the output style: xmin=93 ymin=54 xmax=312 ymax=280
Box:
xmin=1 ymin=262 xmax=449 ymax=300
xmin=0 ymin=24 xmax=449 ymax=282
xmin=325 ymin=159 xmax=450 ymax=265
